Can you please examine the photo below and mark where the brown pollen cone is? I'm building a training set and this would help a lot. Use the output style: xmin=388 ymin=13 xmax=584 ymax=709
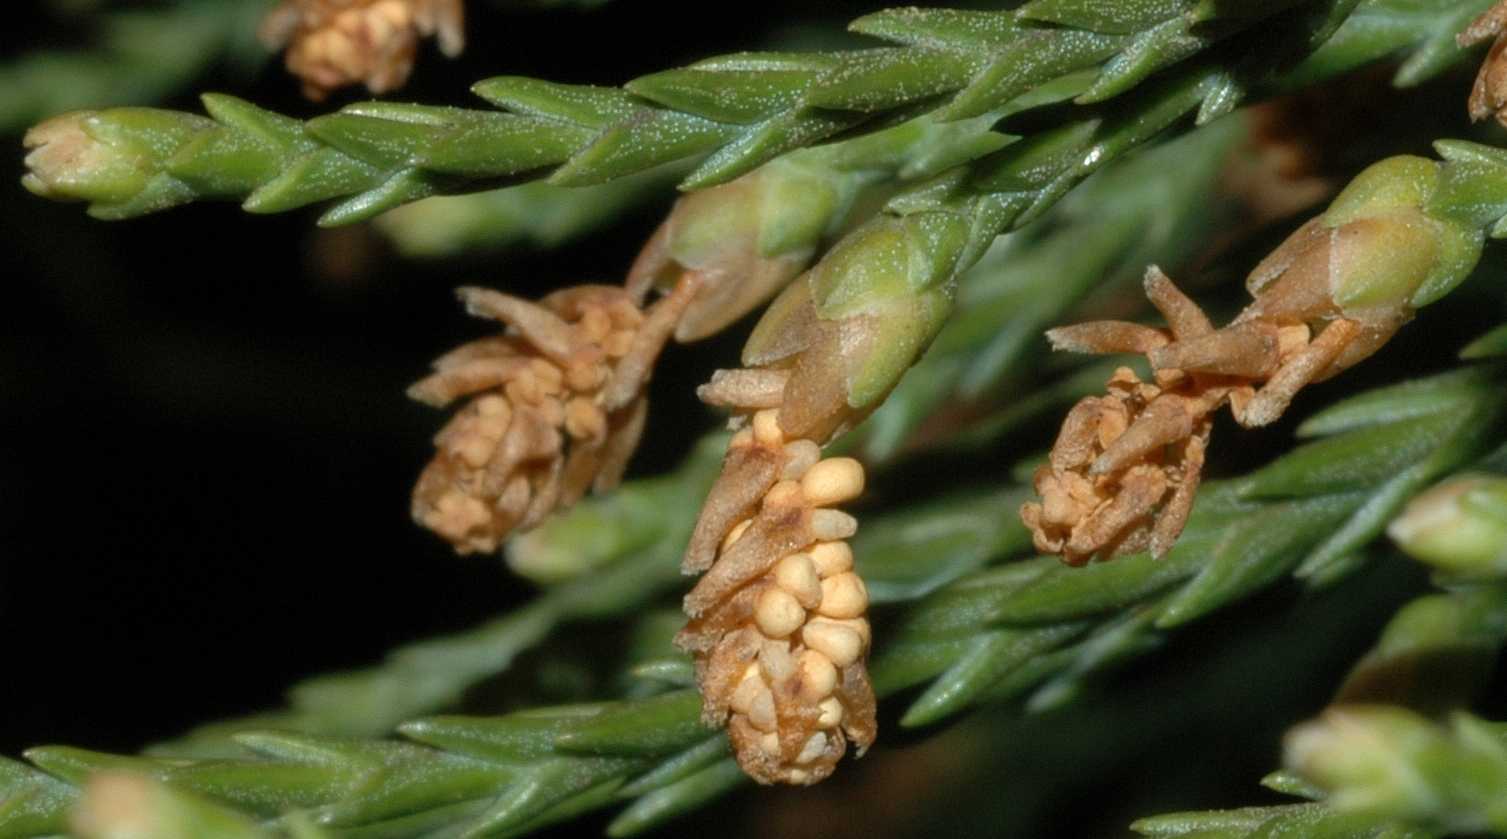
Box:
xmin=410 ymin=277 xmax=698 ymax=555
xmin=1462 ymin=1 xmax=1507 ymax=125
xmin=1023 ymin=250 xmax=1381 ymax=565
xmin=1021 ymin=366 xmax=1216 ymax=566
xmin=677 ymin=282 xmax=883 ymax=785
xmin=677 ymin=410 xmax=877 ymax=785
xmin=259 ymin=0 xmax=464 ymax=100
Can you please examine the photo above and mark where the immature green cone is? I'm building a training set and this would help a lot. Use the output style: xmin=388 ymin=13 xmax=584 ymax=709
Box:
xmin=626 ymin=159 xmax=860 ymax=343
xmin=677 ymin=214 xmax=961 ymax=785
xmin=686 ymin=214 xmax=960 ymax=572
xmin=70 ymin=773 xmax=273 ymax=839
xmin=1285 ymin=706 xmax=1507 ymax=835
xmin=1388 ymin=473 xmax=1507 ymax=580
xmin=1336 ymin=587 xmax=1507 ymax=713
xmin=22 ymin=112 xmax=146 ymax=204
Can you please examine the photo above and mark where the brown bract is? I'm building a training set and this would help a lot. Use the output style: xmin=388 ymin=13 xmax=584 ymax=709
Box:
xmin=677 ymin=409 xmax=876 ymax=785
xmin=1021 ymin=367 xmax=1214 ymax=566
xmin=410 ymin=277 xmax=697 ymax=555
xmin=1462 ymin=1 xmax=1507 ymax=125
xmin=1024 ymin=245 xmax=1398 ymax=564
xmin=259 ymin=0 xmax=464 ymax=100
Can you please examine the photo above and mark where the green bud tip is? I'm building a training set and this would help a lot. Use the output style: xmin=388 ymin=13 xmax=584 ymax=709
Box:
xmin=1321 ymin=156 xmax=1483 ymax=311
xmin=22 ymin=110 xmax=155 ymax=207
xmin=22 ymin=112 xmax=102 ymax=199
xmin=1283 ymin=705 xmax=1442 ymax=817
xmin=1388 ymin=473 xmax=1507 ymax=579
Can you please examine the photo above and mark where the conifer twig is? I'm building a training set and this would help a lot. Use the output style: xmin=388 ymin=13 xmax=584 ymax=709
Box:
xmin=372 ymin=168 xmax=681 ymax=258
xmin=23 ymin=0 xmax=1469 ymax=225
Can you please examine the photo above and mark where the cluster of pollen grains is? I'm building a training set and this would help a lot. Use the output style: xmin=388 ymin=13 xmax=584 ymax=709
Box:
xmin=259 ymin=0 xmax=464 ymax=100
xmin=410 ymin=279 xmax=697 ymax=554
xmin=678 ymin=410 xmax=877 ymax=785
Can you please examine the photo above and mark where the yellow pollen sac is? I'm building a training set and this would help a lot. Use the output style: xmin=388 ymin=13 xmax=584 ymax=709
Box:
xmin=801 ymin=457 xmax=866 ymax=506
xmin=680 ymin=337 xmax=877 ymax=785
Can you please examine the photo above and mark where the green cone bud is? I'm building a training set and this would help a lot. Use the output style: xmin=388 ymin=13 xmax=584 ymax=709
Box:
xmin=23 ymin=112 xmax=152 ymax=205
xmin=1320 ymin=156 xmax=1484 ymax=311
xmin=738 ymin=213 xmax=961 ymax=441
xmin=1336 ymin=588 xmax=1507 ymax=711
xmin=70 ymin=774 xmax=273 ymax=839
xmin=630 ymin=158 xmax=865 ymax=343
xmin=1285 ymin=706 xmax=1507 ymax=834
xmin=1388 ymin=473 xmax=1507 ymax=580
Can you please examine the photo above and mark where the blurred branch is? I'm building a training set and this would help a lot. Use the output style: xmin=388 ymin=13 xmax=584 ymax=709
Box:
xmin=1 ymin=0 xmax=273 ymax=135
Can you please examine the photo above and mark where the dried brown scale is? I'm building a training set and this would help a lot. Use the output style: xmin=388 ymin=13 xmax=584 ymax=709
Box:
xmin=1023 ymin=245 xmax=1392 ymax=565
xmin=411 ymin=276 xmax=698 ymax=555
xmin=259 ymin=0 xmax=464 ymax=100
xmin=1462 ymin=0 xmax=1507 ymax=125
xmin=678 ymin=406 xmax=876 ymax=785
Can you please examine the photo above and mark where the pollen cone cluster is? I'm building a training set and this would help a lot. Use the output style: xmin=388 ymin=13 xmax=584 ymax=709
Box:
xmin=410 ymin=278 xmax=698 ymax=554
xmin=677 ymin=409 xmax=877 ymax=785
xmin=1023 ymin=254 xmax=1382 ymax=565
xmin=259 ymin=0 xmax=464 ymax=100
xmin=1021 ymin=364 xmax=1216 ymax=566
xmin=1024 ymin=150 xmax=1476 ymax=566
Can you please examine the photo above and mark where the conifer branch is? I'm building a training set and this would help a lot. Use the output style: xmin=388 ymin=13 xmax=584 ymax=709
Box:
xmin=22 ymin=0 xmax=1476 ymax=226
xmin=371 ymin=167 xmax=682 ymax=258
xmin=141 ymin=108 xmax=1225 ymax=764
xmin=1286 ymin=708 xmax=1507 ymax=834
xmin=853 ymin=108 xmax=1250 ymax=461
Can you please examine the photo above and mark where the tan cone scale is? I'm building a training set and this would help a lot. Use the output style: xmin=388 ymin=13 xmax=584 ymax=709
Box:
xmin=260 ymin=0 xmax=465 ymax=100
xmin=410 ymin=277 xmax=698 ymax=554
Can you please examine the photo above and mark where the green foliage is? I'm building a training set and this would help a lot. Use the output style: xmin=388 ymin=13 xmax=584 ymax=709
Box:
xmin=854 ymin=105 xmax=1246 ymax=461
xmin=1137 ymin=709 xmax=1507 ymax=838
xmin=1336 ymin=586 xmax=1507 ymax=711
xmin=1133 ymin=802 xmax=1433 ymax=838
xmin=22 ymin=0 xmax=1483 ymax=229
xmin=372 ymin=169 xmax=681 ymax=258
xmin=1286 ymin=708 xmax=1507 ymax=835
xmin=876 ymin=364 xmax=1507 ymax=726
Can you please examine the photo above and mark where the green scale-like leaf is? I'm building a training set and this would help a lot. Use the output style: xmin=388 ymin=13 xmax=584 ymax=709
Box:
xmin=29 ymin=0 xmax=1481 ymax=229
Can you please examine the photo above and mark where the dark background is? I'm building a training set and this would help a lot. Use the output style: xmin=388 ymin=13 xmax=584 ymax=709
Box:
xmin=2 ymin=3 xmax=1503 ymax=838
